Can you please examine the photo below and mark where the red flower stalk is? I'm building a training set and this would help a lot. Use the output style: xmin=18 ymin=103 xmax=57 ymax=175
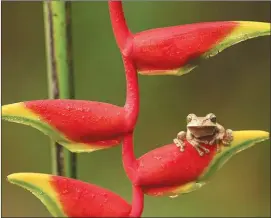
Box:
xmin=7 ymin=173 xmax=143 ymax=217
xmin=108 ymin=3 xmax=144 ymax=215
xmin=108 ymin=1 xmax=270 ymax=76
xmin=122 ymin=131 xmax=269 ymax=197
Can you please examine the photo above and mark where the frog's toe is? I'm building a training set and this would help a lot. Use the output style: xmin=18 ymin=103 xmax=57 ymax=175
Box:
xmin=203 ymin=147 xmax=210 ymax=153
xmin=225 ymin=129 xmax=234 ymax=140
xmin=195 ymin=147 xmax=205 ymax=156
xmin=174 ymin=139 xmax=185 ymax=152
xmin=222 ymin=140 xmax=231 ymax=146
xmin=198 ymin=151 xmax=204 ymax=156
xmin=197 ymin=144 xmax=210 ymax=153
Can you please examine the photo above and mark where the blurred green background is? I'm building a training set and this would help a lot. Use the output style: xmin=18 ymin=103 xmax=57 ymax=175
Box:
xmin=2 ymin=1 xmax=270 ymax=217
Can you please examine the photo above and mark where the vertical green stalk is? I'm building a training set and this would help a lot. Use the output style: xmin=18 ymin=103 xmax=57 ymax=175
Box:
xmin=43 ymin=0 xmax=77 ymax=178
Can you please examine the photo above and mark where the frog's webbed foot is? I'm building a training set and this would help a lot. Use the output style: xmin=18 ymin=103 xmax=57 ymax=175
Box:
xmin=174 ymin=131 xmax=186 ymax=152
xmin=222 ymin=129 xmax=233 ymax=146
xmin=189 ymin=140 xmax=210 ymax=156
xmin=174 ymin=138 xmax=185 ymax=152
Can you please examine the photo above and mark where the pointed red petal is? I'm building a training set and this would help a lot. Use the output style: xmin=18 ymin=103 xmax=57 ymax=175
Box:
xmin=2 ymin=99 xmax=131 ymax=152
xmin=132 ymin=21 xmax=237 ymax=73
xmin=50 ymin=175 xmax=131 ymax=217
xmin=136 ymin=131 xmax=269 ymax=196
xmin=137 ymin=141 xmax=217 ymax=196
xmin=8 ymin=173 xmax=132 ymax=217
xmin=132 ymin=21 xmax=270 ymax=76
xmin=25 ymin=100 xmax=127 ymax=146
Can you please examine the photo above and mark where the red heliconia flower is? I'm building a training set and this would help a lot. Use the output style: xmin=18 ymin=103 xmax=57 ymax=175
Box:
xmin=1 ymin=57 xmax=139 ymax=153
xmin=109 ymin=1 xmax=270 ymax=76
xmin=122 ymin=131 xmax=269 ymax=197
xmin=7 ymin=173 xmax=144 ymax=217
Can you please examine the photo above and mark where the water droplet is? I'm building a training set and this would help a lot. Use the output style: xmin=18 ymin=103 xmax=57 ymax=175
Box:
xmin=62 ymin=189 xmax=69 ymax=194
xmin=169 ymin=194 xmax=179 ymax=199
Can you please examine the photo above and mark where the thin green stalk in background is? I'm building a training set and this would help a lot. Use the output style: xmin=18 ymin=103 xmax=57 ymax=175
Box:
xmin=43 ymin=0 xmax=77 ymax=178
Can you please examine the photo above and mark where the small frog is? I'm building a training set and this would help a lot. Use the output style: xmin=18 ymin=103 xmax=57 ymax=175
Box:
xmin=173 ymin=113 xmax=233 ymax=156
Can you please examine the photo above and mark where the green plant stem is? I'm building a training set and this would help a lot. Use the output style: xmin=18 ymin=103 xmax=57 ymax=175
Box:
xmin=43 ymin=0 xmax=76 ymax=178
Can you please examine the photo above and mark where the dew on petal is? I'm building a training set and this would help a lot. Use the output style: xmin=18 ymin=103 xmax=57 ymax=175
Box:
xmin=169 ymin=194 xmax=179 ymax=198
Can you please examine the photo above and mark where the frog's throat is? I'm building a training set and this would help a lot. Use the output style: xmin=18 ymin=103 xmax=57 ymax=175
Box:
xmin=188 ymin=126 xmax=216 ymax=135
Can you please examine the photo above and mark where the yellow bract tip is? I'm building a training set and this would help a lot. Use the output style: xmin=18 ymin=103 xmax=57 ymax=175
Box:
xmin=7 ymin=172 xmax=50 ymax=183
xmin=2 ymin=102 xmax=39 ymax=120
xmin=7 ymin=173 xmax=65 ymax=217
xmin=199 ymin=130 xmax=269 ymax=182
xmin=230 ymin=130 xmax=269 ymax=148
xmin=238 ymin=21 xmax=271 ymax=32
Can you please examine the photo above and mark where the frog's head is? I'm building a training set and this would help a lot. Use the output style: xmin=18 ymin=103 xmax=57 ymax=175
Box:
xmin=187 ymin=113 xmax=217 ymax=138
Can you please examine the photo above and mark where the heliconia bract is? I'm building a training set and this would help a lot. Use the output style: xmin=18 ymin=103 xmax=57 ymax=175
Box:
xmin=2 ymin=100 xmax=127 ymax=152
xmin=122 ymin=131 xmax=269 ymax=196
xmin=7 ymin=173 xmax=132 ymax=217
xmin=132 ymin=21 xmax=271 ymax=76
xmin=1 ymin=57 xmax=139 ymax=153
xmin=109 ymin=1 xmax=271 ymax=76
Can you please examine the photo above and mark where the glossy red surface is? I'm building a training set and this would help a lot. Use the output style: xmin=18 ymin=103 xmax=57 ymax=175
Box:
xmin=132 ymin=21 xmax=237 ymax=72
xmin=136 ymin=141 xmax=217 ymax=195
xmin=25 ymin=100 xmax=128 ymax=147
xmin=51 ymin=176 xmax=131 ymax=217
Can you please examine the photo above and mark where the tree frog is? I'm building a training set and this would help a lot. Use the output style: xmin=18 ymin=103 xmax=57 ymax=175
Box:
xmin=173 ymin=113 xmax=233 ymax=156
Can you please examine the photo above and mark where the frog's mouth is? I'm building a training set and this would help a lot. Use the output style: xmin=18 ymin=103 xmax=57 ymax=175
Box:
xmin=188 ymin=126 xmax=216 ymax=138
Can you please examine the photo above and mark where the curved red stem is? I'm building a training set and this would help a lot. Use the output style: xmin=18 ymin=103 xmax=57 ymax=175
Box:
xmin=109 ymin=0 xmax=139 ymax=129
xmin=109 ymin=1 xmax=143 ymax=216
xmin=129 ymin=185 xmax=144 ymax=217
xmin=123 ymin=133 xmax=143 ymax=217
xmin=109 ymin=0 xmax=139 ymax=178
xmin=122 ymin=132 xmax=138 ymax=182
xmin=108 ymin=0 xmax=132 ymax=54
xmin=122 ymin=56 xmax=139 ymax=129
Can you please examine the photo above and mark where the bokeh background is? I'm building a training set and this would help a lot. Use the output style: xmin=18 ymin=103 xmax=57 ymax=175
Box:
xmin=2 ymin=1 xmax=270 ymax=217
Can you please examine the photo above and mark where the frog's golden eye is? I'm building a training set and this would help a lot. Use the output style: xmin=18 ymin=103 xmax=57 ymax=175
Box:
xmin=187 ymin=113 xmax=196 ymax=123
xmin=207 ymin=113 xmax=216 ymax=123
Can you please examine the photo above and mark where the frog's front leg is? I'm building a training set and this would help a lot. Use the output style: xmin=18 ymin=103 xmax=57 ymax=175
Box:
xmin=209 ymin=133 xmax=219 ymax=145
xmin=173 ymin=131 xmax=186 ymax=152
xmin=212 ymin=138 xmax=222 ymax=153
xmin=222 ymin=129 xmax=234 ymax=145
xmin=208 ymin=135 xmax=221 ymax=152
xmin=190 ymin=141 xmax=209 ymax=156
xmin=187 ymin=134 xmax=210 ymax=156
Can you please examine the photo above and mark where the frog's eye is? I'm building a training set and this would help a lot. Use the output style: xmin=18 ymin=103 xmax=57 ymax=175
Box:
xmin=187 ymin=113 xmax=196 ymax=123
xmin=207 ymin=113 xmax=217 ymax=123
